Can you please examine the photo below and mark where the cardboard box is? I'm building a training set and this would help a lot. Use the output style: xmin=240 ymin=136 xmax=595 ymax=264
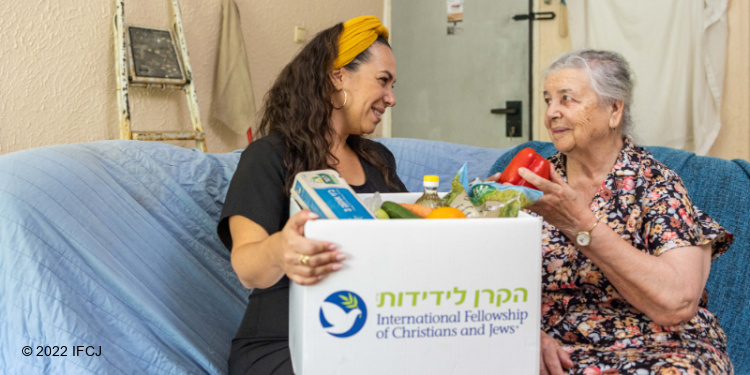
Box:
xmin=290 ymin=193 xmax=541 ymax=374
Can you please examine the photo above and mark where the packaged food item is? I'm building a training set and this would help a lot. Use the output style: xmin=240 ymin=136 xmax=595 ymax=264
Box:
xmin=468 ymin=179 xmax=542 ymax=218
xmin=291 ymin=170 xmax=374 ymax=219
xmin=441 ymin=163 xmax=542 ymax=218
xmin=362 ymin=191 xmax=383 ymax=213
xmin=414 ymin=175 xmax=442 ymax=208
xmin=363 ymin=192 xmax=391 ymax=219
xmin=446 ymin=189 xmax=481 ymax=218
xmin=440 ymin=164 xmax=481 ymax=218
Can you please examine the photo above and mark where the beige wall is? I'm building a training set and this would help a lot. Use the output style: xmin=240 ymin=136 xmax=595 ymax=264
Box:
xmin=532 ymin=0 xmax=571 ymax=145
xmin=710 ymin=0 xmax=750 ymax=160
xmin=533 ymin=0 xmax=750 ymax=161
xmin=0 ymin=0 xmax=383 ymax=155
xmin=2 ymin=1 xmax=747 ymax=160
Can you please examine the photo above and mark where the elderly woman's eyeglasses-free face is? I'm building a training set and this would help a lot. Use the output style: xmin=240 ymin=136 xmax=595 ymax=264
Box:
xmin=542 ymin=68 xmax=619 ymax=155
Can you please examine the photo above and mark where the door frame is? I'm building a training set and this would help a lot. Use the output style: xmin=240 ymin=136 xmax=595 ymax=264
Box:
xmin=382 ymin=0 xmax=539 ymax=142
xmin=382 ymin=0 xmax=393 ymax=138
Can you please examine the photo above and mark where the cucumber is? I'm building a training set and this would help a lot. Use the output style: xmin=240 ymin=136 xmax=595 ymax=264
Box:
xmin=381 ymin=201 xmax=421 ymax=219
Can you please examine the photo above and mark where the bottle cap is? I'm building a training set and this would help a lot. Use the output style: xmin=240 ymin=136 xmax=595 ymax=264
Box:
xmin=423 ymin=175 xmax=439 ymax=188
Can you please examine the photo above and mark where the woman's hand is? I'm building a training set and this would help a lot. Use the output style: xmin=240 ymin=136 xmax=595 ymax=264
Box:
xmin=485 ymin=172 xmax=513 ymax=185
xmin=485 ymin=172 xmax=502 ymax=183
xmin=518 ymin=166 xmax=595 ymax=238
xmin=275 ymin=210 xmax=345 ymax=286
xmin=229 ymin=211 xmax=344 ymax=289
xmin=540 ymin=330 xmax=573 ymax=375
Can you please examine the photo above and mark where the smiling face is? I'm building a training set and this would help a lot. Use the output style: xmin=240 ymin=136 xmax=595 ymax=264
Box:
xmin=543 ymin=68 xmax=622 ymax=157
xmin=331 ymin=43 xmax=396 ymax=136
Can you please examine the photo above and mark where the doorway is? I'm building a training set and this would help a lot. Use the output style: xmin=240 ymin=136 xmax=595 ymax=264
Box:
xmin=389 ymin=0 xmax=533 ymax=149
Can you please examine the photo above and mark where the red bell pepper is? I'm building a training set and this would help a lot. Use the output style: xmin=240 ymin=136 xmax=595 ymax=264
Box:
xmin=499 ymin=148 xmax=551 ymax=190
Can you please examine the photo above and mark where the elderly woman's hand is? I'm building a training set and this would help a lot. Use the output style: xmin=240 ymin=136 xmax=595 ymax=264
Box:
xmin=485 ymin=172 xmax=513 ymax=185
xmin=486 ymin=172 xmax=502 ymax=183
xmin=517 ymin=166 xmax=596 ymax=239
xmin=276 ymin=210 xmax=345 ymax=286
xmin=540 ymin=330 xmax=574 ymax=375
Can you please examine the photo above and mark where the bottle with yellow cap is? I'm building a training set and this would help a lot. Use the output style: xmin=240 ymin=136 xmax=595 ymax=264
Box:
xmin=415 ymin=175 xmax=443 ymax=208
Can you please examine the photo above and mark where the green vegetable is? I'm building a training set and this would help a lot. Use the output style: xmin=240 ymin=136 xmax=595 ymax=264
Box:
xmin=381 ymin=201 xmax=421 ymax=219
xmin=375 ymin=208 xmax=390 ymax=219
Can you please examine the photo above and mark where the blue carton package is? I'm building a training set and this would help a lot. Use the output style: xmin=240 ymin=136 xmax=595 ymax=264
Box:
xmin=291 ymin=170 xmax=374 ymax=219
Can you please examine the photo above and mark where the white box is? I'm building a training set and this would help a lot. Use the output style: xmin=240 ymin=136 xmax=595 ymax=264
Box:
xmin=290 ymin=193 xmax=541 ymax=374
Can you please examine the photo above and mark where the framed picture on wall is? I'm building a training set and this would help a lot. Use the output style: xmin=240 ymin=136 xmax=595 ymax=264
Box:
xmin=126 ymin=26 xmax=186 ymax=85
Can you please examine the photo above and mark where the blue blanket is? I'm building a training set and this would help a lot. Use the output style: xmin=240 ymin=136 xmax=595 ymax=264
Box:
xmin=0 ymin=141 xmax=246 ymax=374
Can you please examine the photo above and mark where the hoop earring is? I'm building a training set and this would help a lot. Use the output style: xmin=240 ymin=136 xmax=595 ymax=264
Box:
xmin=332 ymin=90 xmax=347 ymax=110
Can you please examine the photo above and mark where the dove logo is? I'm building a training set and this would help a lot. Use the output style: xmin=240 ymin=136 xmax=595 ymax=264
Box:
xmin=319 ymin=291 xmax=367 ymax=338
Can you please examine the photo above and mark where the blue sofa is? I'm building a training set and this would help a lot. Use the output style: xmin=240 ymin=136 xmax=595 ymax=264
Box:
xmin=0 ymin=138 xmax=746 ymax=374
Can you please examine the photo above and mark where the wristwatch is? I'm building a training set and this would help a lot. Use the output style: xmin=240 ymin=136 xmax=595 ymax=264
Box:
xmin=575 ymin=217 xmax=601 ymax=247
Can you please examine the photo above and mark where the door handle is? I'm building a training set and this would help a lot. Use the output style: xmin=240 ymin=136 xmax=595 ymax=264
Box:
xmin=512 ymin=12 xmax=556 ymax=21
xmin=490 ymin=101 xmax=522 ymax=138
xmin=490 ymin=107 xmax=518 ymax=115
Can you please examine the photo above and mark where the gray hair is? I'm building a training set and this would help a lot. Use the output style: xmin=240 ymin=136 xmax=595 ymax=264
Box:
xmin=543 ymin=49 xmax=635 ymax=139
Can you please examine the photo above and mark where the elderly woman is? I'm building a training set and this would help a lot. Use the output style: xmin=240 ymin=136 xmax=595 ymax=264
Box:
xmin=217 ymin=16 xmax=406 ymax=374
xmin=513 ymin=50 xmax=734 ymax=374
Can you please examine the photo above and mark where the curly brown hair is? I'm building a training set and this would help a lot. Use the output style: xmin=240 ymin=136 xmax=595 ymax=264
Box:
xmin=257 ymin=23 xmax=397 ymax=195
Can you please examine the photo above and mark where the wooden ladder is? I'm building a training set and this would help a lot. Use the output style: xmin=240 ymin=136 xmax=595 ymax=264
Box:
xmin=113 ymin=0 xmax=207 ymax=152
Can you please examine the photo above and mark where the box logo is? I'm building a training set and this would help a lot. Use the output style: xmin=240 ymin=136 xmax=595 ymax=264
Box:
xmin=319 ymin=291 xmax=367 ymax=338
xmin=312 ymin=173 xmax=338 ymax=185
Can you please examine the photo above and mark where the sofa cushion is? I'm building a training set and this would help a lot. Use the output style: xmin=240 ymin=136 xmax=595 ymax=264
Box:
xmin=491 ymin=141 xmax=750 ymax=373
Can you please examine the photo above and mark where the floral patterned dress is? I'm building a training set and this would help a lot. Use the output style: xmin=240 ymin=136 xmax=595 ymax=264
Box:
xmin=540 ymin=138 xmax=734 ymax=374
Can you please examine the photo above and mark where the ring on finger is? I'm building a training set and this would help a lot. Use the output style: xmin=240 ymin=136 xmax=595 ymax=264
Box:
xmin=298 ymin=254 xmax=311 ymax=266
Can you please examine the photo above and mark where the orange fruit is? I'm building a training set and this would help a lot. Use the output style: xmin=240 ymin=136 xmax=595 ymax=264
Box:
xmin=426 ymin=206 xmax=467 ymax=219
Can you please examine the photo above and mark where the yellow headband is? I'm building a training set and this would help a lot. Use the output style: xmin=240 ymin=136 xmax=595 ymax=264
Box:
xmin=333 ymin=15 xmax=389 ymax=70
